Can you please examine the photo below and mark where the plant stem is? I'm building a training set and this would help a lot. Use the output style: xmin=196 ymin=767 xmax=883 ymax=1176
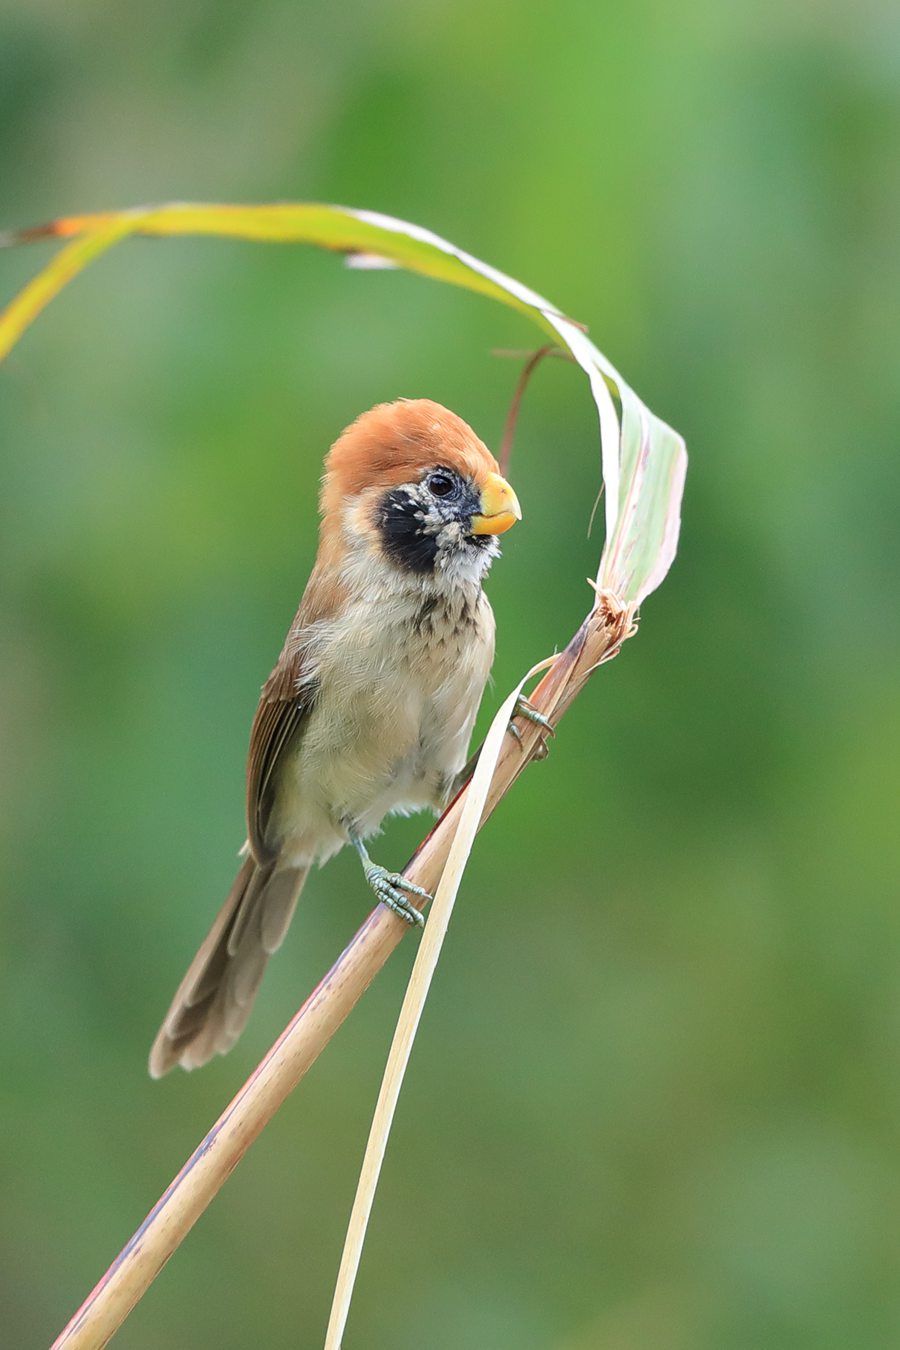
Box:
xmin=51 ymin=592 xmax=635 ymax=1350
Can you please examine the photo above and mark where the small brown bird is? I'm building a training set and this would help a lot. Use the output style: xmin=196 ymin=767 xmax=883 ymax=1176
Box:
xmin=149 ymin=399 xmax=524 ymax=1075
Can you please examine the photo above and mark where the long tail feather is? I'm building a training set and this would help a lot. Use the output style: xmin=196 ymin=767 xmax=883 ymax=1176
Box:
xmin=148 ymin=856 xmax=308 ymax=1077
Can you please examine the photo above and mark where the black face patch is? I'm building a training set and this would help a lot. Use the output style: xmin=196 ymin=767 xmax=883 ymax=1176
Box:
xmin=377 ymin=471 xmax=490 ymax=575
xmin=378 ymin=487 xmax=440 ymax=573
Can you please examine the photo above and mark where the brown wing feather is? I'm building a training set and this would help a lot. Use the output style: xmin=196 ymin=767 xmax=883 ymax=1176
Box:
xmin=245 ymin=687 xmax=310 ymax=863
xmin=245 ymin=559 xmax=344 ymax=862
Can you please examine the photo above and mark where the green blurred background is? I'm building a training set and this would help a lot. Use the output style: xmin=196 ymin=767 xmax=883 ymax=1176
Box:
xmin=1 ymin=3 xmax=898 ymax=1347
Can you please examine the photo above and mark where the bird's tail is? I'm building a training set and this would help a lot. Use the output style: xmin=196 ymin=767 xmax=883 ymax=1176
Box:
xmin=148 ymin=854 xmax=309 ymax=1077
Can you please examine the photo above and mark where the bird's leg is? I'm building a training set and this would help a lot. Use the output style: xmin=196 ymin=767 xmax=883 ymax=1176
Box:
xmin=350 ymin=831 xmax=430 ymax=928
xmin=449 ymin=696 xmax=555 ymax=798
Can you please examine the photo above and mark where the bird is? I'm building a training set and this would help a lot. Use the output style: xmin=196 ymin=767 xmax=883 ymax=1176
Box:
xmin=149 ymin=397 xmax=528 ymax=1076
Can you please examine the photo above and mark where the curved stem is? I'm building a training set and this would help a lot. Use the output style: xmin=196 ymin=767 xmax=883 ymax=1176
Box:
xmin=51 ymin=592 xmax=635 ymax=1350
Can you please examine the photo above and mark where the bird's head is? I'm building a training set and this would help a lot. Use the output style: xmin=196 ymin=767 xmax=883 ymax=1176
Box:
xmin=321 ymin=399 xmax=521 ymax=585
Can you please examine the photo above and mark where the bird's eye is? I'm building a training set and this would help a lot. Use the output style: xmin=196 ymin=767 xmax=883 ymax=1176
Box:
xmin=427 ymin=471 xmax=456 ymax=498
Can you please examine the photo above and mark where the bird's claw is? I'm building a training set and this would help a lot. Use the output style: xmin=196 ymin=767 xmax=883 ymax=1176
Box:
xmin=508 ymin=695 xmax=555 ymax=755
xmin=514 ymin=695 xmax=554 ymax=732
xmin=365 ymin=864 xmax=429 ymax=927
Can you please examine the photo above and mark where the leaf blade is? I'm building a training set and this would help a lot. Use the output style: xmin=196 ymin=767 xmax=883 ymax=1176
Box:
xmin=0 ymin=199 xmax=686 ymax=600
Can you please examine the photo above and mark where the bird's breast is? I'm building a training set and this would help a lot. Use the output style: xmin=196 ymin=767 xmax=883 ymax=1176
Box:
xmin=273 ymin=583 xmax=495 ymax=856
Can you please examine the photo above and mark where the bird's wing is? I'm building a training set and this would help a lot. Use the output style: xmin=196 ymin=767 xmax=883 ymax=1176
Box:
xmin=245 ymin=675 xmax=313 ymax=864
xmin=245 ymin=567 xmax=340 ymax=862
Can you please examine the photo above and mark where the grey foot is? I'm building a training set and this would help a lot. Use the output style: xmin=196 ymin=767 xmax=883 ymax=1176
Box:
xmin=508 ymin=695 xmax=555 ymax=753
xmin=365 ymin=865 xmax=430 ymax=927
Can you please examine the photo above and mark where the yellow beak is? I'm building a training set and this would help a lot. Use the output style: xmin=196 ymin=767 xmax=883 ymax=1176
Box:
xmin=470 ymin=471 xmax=522 ymax=536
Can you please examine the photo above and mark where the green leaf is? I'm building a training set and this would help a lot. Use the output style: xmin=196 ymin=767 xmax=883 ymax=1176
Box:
xmin=0 ymin=201 xmax=686 ymax=599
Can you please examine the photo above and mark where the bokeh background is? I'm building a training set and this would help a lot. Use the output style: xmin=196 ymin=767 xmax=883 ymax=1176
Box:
xmin=1 ymin=3 xmax=898 ymax=1347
